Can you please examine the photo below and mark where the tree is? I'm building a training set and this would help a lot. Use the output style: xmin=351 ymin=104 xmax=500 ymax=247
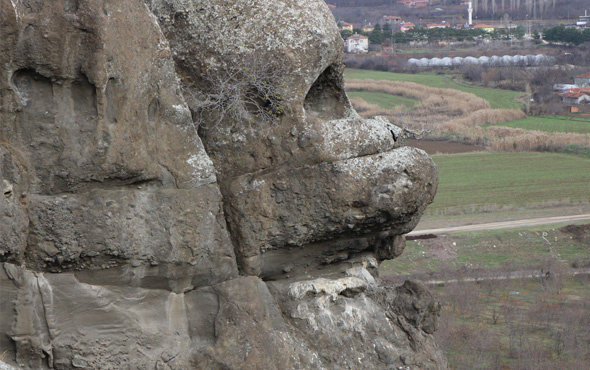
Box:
xmin=369 ymin=28 xmax=385 ymax=44
xmin=191 ymin=52 xmax=287 ymax=129
xmin=341 ymin=30 xmax=353 ymax=40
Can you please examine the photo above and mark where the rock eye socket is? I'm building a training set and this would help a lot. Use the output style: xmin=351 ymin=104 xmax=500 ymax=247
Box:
xmin=303 ymin=64 xmax=349 ymax=120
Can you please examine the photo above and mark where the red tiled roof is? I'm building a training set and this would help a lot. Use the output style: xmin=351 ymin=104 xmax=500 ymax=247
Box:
xmin=567 ymin=87 xmax=590 ymax=93
xmin=474 ymin=24 xmax=494 ymax=28
xmin=561 ymin=91 xmax=589 ymax=98
xmin=576 ymin=72 xmax=590 ymax=78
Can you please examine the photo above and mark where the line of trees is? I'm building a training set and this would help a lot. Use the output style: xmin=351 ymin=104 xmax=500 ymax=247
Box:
xmin=344 ymin=24 xmax=526 ymax=44
xmin=543 ymin=25 xmax=590 ymax=45
xmin=392 ymin=26 xmax=525 ymax=43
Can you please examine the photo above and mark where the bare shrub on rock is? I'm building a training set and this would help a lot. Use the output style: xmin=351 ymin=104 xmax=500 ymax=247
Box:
xmin=189 ymin=53 xmax=288 ymax=129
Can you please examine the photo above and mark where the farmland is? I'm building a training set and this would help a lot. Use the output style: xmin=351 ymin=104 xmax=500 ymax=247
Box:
xmin=493 ymin=115 xmax=590 ymax=134
xmin=380 ymin=223 xmax=590 ymax=370
xmin=346 ymin=91 xmax=417 ymax=109
xmin=344 ymin=69 xmax=523 ymax=110
xmin=381 ymin=223 xmax=590 ymax=276
xmin=426 ymin=152 xmax=590 ymax=216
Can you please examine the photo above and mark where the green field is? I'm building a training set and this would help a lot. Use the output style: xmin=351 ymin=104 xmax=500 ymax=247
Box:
xmin=426 ymin=152 xmax=590 ymax=215
xmin=346 ymin=91 xmax=417 ymax=109
xmin=381 ymin=223 xmax=590 ymax=275
xmin=492 ymin=115 xmax=590 ymax=134
xmin=345 ymin=68 xmax=522 ymax=110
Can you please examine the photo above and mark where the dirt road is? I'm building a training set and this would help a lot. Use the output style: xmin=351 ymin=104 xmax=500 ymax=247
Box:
xmin=384 ymin=268 xmax=590 ymax=286
xmin=409 ymin=214 xmax=590 ymax=236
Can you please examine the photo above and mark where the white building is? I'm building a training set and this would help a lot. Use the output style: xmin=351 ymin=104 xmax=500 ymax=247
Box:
xmin=577 ymin=11 xmax=589 ymax=27
xmin=347 ymin=33 xmax=369 ymax=53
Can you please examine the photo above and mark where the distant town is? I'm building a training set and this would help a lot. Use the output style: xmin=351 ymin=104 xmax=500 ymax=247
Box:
xmin=328 ymin=1 xmax=589 ymax=54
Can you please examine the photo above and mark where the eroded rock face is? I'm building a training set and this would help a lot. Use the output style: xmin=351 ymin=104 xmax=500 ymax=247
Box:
xmin=0 ymin=0 xmax=446 ymax=369
xmin=146 ymin=0 xmax=437 ymax=277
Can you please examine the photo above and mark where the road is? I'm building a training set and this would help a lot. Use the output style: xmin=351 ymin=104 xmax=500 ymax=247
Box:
xmin=408 ymin=214 xmax=590 ymax=236
xmin=384 ymin=268 xmax=590 ymax=286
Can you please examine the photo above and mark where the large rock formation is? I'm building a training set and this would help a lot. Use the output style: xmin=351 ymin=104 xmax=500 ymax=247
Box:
xmin=0 ymin=0 xmax=444 ymax=369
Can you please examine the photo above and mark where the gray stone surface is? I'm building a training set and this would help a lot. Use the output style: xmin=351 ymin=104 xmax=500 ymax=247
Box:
xmin=0 ymin=0 xmax=447 ymax=369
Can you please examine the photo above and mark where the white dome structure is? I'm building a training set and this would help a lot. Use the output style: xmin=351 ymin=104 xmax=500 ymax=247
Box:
xmin=441 ymin=57 xmax=453 ymax=66
xmin=478 ymin=56 xmax=490 ymax=65
xmin=501 ymin=55 xmax=513 ymax=65
xmin=452 ymin=57 xmax=464 ymax=66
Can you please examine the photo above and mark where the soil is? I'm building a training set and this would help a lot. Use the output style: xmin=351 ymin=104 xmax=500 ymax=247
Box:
xmin=419 ymin=235 xmax=457 ymax=261
xmin=407 ymin=139 xmax=486 ymax=155
xmin=560 ymin=223 xmax=590 ymax=244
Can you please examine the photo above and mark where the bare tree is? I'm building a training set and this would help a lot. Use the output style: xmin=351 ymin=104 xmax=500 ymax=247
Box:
xmin=190 ymin=53 xmax=288 ymax=130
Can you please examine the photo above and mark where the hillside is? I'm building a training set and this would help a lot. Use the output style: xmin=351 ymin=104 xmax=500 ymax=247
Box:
xmin=328 ymin=0 xmax=588 ymax=25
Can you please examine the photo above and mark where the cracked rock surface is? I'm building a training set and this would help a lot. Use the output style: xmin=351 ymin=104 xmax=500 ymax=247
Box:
xmin=0 ymin=0 xmax=446 ymax=369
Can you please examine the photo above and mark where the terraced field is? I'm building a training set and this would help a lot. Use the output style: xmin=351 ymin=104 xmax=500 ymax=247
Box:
xmin=346 ymin=91 xmax=417 ymax=109
xmin=492 ymin=115 xmax=590 ymax=134
xmin=344 ymin=68 xmax=522 ymax=110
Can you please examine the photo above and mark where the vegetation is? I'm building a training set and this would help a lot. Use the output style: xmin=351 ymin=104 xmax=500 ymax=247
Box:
xmin=382 ymin=224 xmax=590 ymax=276
xmin=191 ymin=53 xmax=287 ymax=129
xmin=391 ymin=26 xmax=524 ymax=45
xmin=381 ymin=223 xmax=590 ymax=370
xmin=426 ymin=152 xmax=590 ymax=215
xmin=346 ymin=91 xmax=417 ymax=109
xmin=345 ymin=70 xmax=590 ymax=152
xmin=435 ymin=272 xmax=590 ymax=369
xmin=344 ymin=69 xmax=522 ymax=109
xmin=330 ymin=0 xmax=588 ymax=25
xmin=492 ymin=116 xmax=590 ymax=134
xmin=543 ymin=24 xmax=590 ymax=45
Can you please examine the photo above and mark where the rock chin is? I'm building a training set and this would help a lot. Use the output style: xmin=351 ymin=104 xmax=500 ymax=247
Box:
xmin=0 ymin=0 xmax=446 ymax=369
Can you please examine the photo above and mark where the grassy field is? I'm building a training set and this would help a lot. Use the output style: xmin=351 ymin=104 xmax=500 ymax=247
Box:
xmin=381 ymin=223 xmax=590 ymax=276
xmin=381 ymin=223 xmax=590 ymax=369
xmin=434 ymin=273 xmax=590 ymax=370
xmin=346 ymin=91 xmax=417 ymax=109
xmin=344 ymin=68 xmax=522 ymax=110
xmin=492 ymin=115 xmax=590 ymax=134
xmin=426 ymin=152 xmax=590 ymax=216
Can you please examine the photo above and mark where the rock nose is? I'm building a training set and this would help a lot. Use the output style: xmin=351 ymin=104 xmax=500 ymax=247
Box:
xmin=226 ymin=143 xmax=438 ymax=278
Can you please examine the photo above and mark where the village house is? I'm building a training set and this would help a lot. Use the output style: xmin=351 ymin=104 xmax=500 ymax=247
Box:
xmin=474 ymin=24 xmax=495 ymax=32
xmin=400 ymin=0 xmax=429 ymax=8
xmin=383 ymin=16 xmax=402 ymax=24
xmin=362 ymin=23 xmax=375 ymax=33
xmin=400 ymin=22 xmax=415 ymax=32
xmin=347 ymin=33 xmax=369 ymax=53
xmin=560 ymin=90 xmax=590 ymax=105
xmin=559 ymin=87 xmax=590 ymax=105
xmin=339 ymin=22 xmax=353 ymax=32
xmin=426 ymin=22 xmax=449 ymax=29
xmin=574 ymin=72 xmax=590 ymax=87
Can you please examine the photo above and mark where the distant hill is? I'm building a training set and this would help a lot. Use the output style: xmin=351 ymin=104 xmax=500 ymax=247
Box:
xmin=327 ymin=0 xmax=397 ymax=7
xmin=327 ymin=0 xmax=589 ymax=21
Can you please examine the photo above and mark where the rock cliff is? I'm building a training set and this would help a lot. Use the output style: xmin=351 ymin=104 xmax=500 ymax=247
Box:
xmin=0 ymin=0 xmax=445 ymax=369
